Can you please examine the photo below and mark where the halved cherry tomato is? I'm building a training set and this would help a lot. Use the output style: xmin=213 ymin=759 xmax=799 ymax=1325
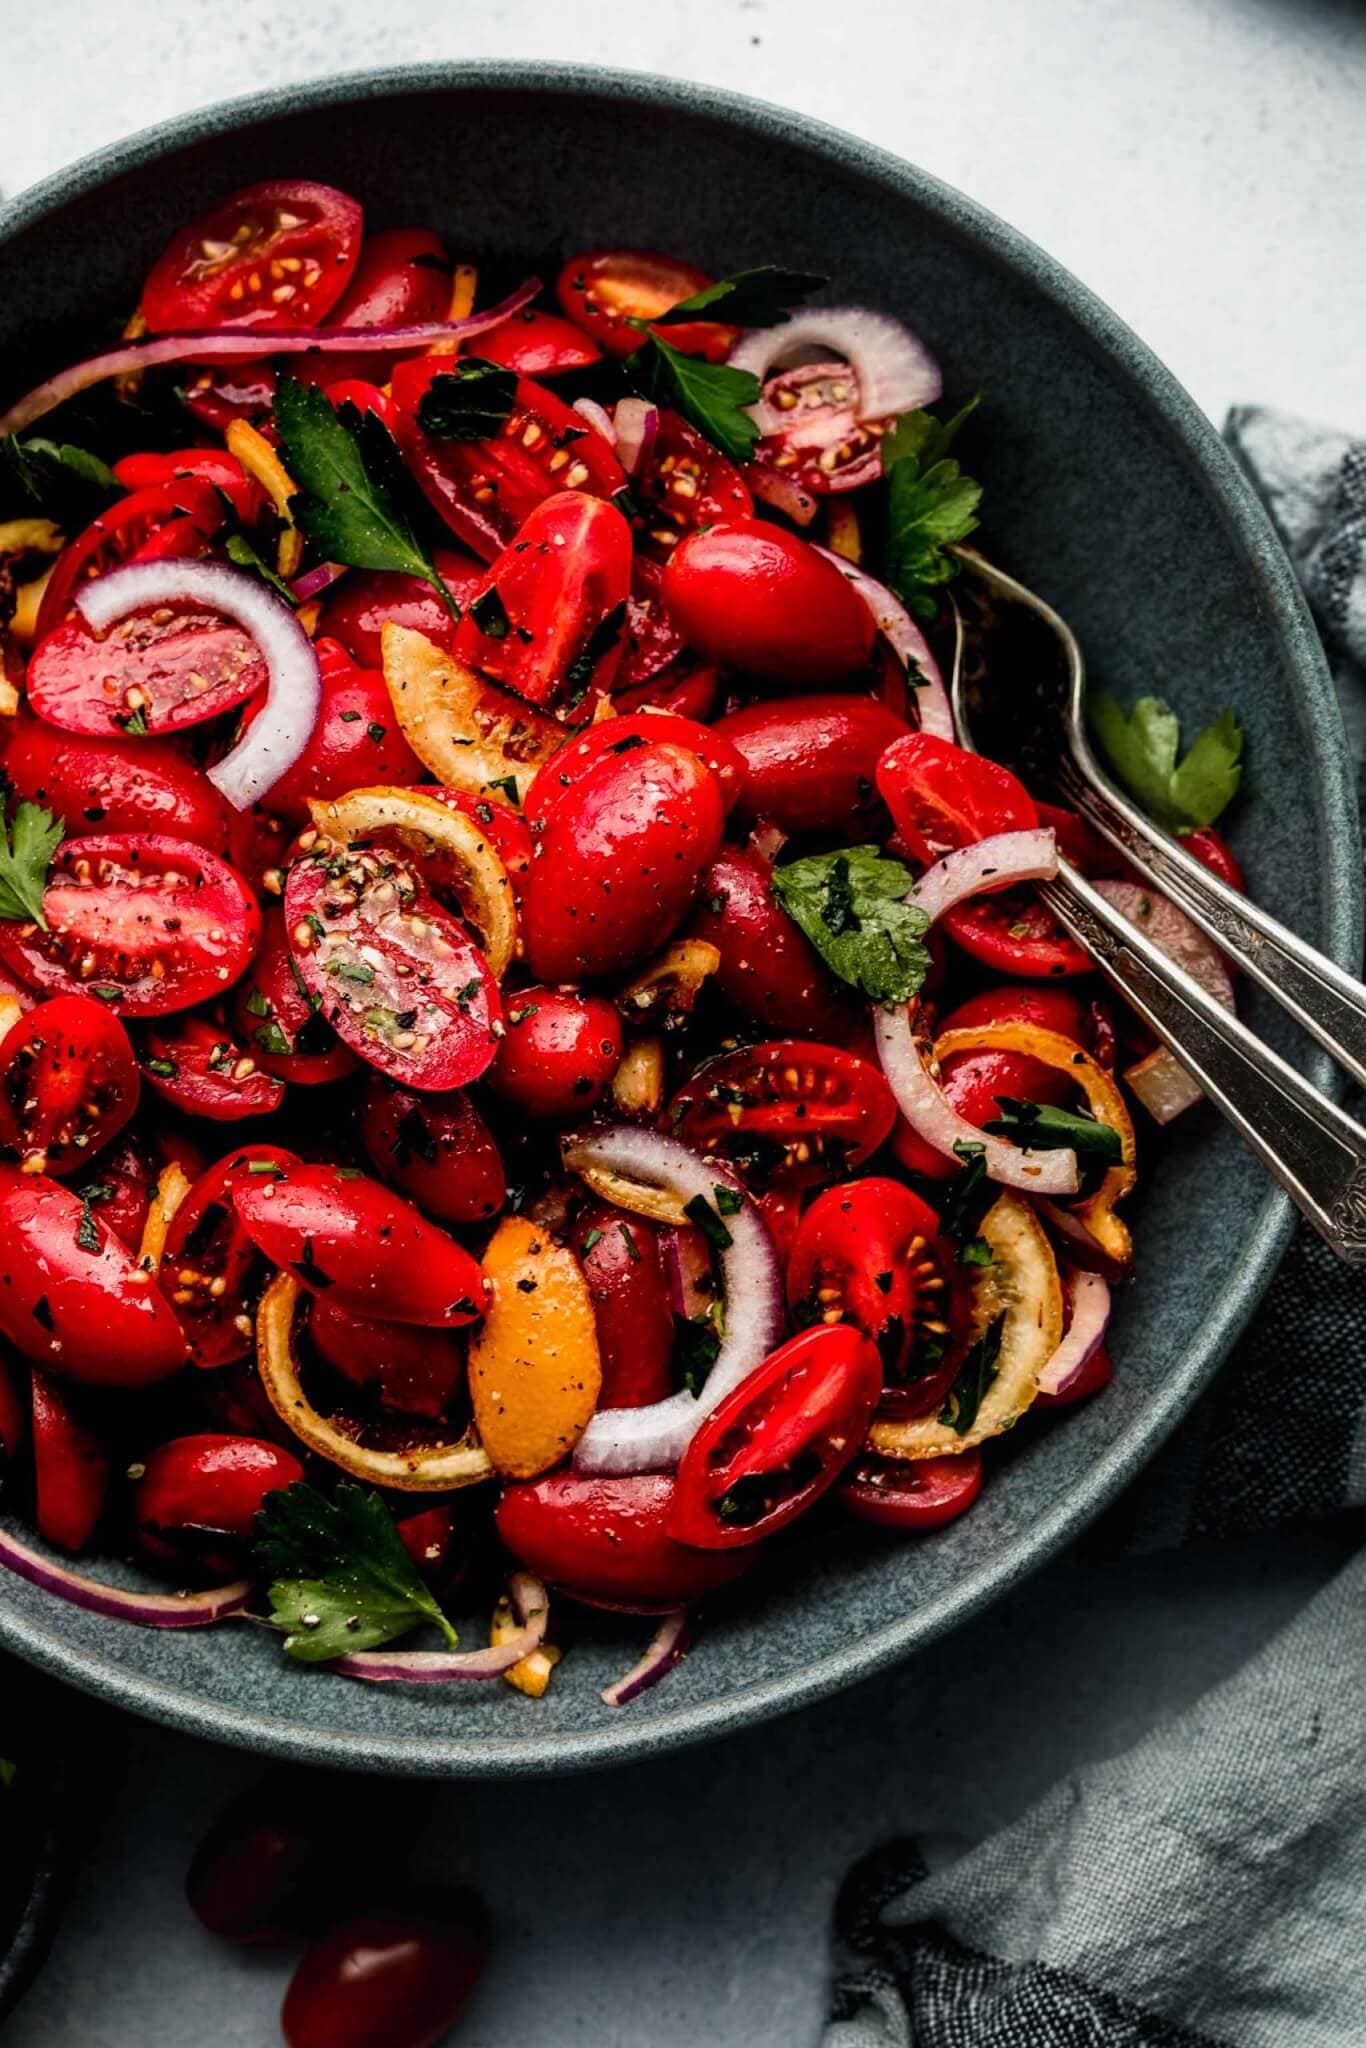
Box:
xmin=112 ymin=449 xmax=264 ymax=527
xmin=239 ymin=639 xmax=421 ymax=822
xmin=232 ymin=1163 xmax=486 ymax=1328
xmin=616 ymin=557 xmax=686 ymax=691
xmin=135 ymin=1434 xmax=304 ymax=1578
xmin=308 ymin=1299 xmax=468 ymax=1422
xmin=718 ymin=694 xmax=910 ymax=835
xmin=320 ymin=379 xmax=390 ymax=422
xmin=632 ymin=410 xmax=753 ymax=558
xmin=281 ymin=1895 xmax=488 ymax=2048
xmin=292 ymin=226 xmax=451 ymax=387
xmin=556 ymin=249 xmax=739 ymax=362
xmin=230 ymin=909 xmax=359 ymax=1085
xmin=3 ymin=709 xmax=236 ymax=852
xmin=570 ymin=1202 xmax=674 ymax=1410
xmin=0 ymin=1164 xmax=188 ymax=1384
xmin=490 ymin=987 xmax=623 ymax=1117
xmin=452 ymin=492 xmax=632 ymax=709
xmin=670 ymin=1042 xmax=895 ymax=1189
xmin=318 ymin=551 xmax=485 ymax=667
xmin=183 ymin=364 xmax=277 ymax=434
xmin=755 ymin=1187 xmax=803 ymax=1271
xmin=495 ymin=1471 xmax=752 ymax=1612
xmin=669 ymin=1323 xmax=883 ymax=1548
xmin=940 ymin=891 xmax=1092 ymax=979
xmin=520 ymin=739 xmax=724 ymax=983
xmin=838 ymin=1448 xmax=983 ymax=1529
xmin=0 ymin=835 xmax=260 ymax=1018
xmin=1184 ymin=825 xmax=1246 ymax=892
xmin=34 ymin=478 xmax=225 ymax=646
xmin=30 ymin=1369 xmax=110 ymax=1553
xmin=524 ymin=712 xmax=745 ymax=832
xmin=891 ymin=985 xmax=1083 ymax=1181
xmin=876 ymin=733 xmax=1038 ymax=865
xmin=662 ymin=521 xmax=875 ymax=686
xmin=419 ymin=787 xmax=533 ymax=909
xmin=162 ymin=1144 xmax=299 ymax=1367
xmin=358 ymin=1076 xmax=505 ymax=1225
xmin=30 ymin=598 xmax=269 ymax=742
xmin=390 ymin=359 xmax=626 ymax=561
xmin=750 ymin=359 xmax=885 ymax=495
xmin=74 ymin=1134 xmax=154 ymax=1252
xmin=1034 ymin=800 xmax=1125 ymax=878
xmin=142 ymin=1014 xmax=286 ymax=1123
xmin=1034 ymin=1342 xmax=1115 ymax=1408
xmin=475 ymin=306 xmax=601 ymax=376
xmin=0 ymin=994 xmax=139 ymax=1175
xmin=140 ymin=179 xmax=362 ymax=333
xmin=687 ymin=847 xmax=853 ymax=1040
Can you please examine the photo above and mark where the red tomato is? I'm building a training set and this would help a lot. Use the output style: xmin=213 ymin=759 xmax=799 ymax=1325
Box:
xmin=0 ymin=1165 xmax=187 ymax=1384
xmin=0 ymin=995 xmax=139 ymax=1175
xmin=281 ymin=1895 xmax=488 ymax=2048
xmin=490 ymin=987 xmax=622 ymax=1117
xmin=3 ymin=709 xmax=235 ymax=852
xmin=755 ymin=1187 xmax=803 ymax=1271
xmin=662 ymin=522 xmax=875 ymax=686
xmin=0 ymin=1350 xmax=28 ymax=1461
xmin=613 ymin=655 xmax=721 ymax=723
xmin=34 ymin=478 xmax=225 ymax=646
xmin=74 ymin=1136 xmax=153 ymax=1252
xmin=162 ymin=1145 xmax=299 ymax=1367
xmin=419 ymin=788 xmax=533 ymax=909
xmin=1034 ymin=800 xmax=1125 ymax=878
xmin=318 ymin=551 xmax=485 ymax=667
xmin=750 ymin=359 xmax=884 ymax=495
xmin=474 ymin=306 xmax=602 ymax=376
xmin=239 ymin=639 xmax=420 ymax=822
xmin=495 ymin=1472 xmax=753 ymax=1612
xmin=282 ymin=834 xmax=502 ymax=1093
xmin=671 ymin=1042 xmax=895 ymax=1189
xmin=293 ymin=227 xmax=451 ymax=386
xmin=524 ymin=712 xmax=745 ymax=831
xmin=687 ymin=848 xmax=853 ymax=1040
xmin=113 ymin=449 xmax=263 ymax=526
xmin=1183 ymin=825 xmax=1246 ymax=892
xmin=30 ymin=1369 xmax=110 ymax=1553
xmin=389 ymin=358 xmax=626 ymax=561
xmin=232 ymin=1163 xmax=486 ymax=1329
xmin=839 ymin=1449 xmax=983 ymax=1529
xmin=140 ymin=179 xmax=363 ymax=332
xmin=358 ymin=1077 xmax=505 ymax=1226
xmin=230 ymin=909 xmax=359 ymax=1085
xmin=616 ymin=557 xmax=686 ymax=691
xmin=30 ymin=599 xmax=269 ymax=742
xmin=308 ymin=1299 xmax=467 ymax=1422
xmin=632 ymin=410 xmax=753 ymax=558
xmin=570 ymin=1203 xmax=674 ymax=1409
xmin=718 ymin=694 xmax=911 ymax=836
xmin=322 ymin=379 xmax=390 ymax=422
xmin=940 ymin=892 xmax=1092 ymax=979
xmin=0 ymin=835 xmax=260 ymax=1018
xmin=877 ymin=733 xmax=1038 ymax=865
xmin=452 ymin=492 xmax=633 ymax=709
xmin=1034 ymin=1342 xmax=1115 ymax=1408
xmin=556 ymin=249 xmax=738 ymax=361
xmin=892 ymin=985 xmax=1083 ymax=1181
xmin=142 ymin=1014 xmax=286 ymax=1123
xmin=187 ymin=1787 xmax=332 ymax=1945
xmin=135 ymin=1434 xmax=304 ymax=1578
xmin=182 ymin=365 xmax=276 ymax=434
xmin=520 ymin=740 xmax=724 ymax=982
xmin=669 ymin=1324 xmax=883 ymax=1548
xmin=395 ymin=1503 xmax=465 ymax=1588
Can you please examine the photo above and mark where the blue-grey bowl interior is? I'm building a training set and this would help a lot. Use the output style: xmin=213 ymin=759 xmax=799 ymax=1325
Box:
xmin=0 ymin=63 xmax=1357 ymax=1777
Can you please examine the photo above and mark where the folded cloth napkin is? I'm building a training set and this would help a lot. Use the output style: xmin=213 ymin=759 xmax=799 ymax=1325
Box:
xmin=823 ymin=408 xmax=1366 ymax=2048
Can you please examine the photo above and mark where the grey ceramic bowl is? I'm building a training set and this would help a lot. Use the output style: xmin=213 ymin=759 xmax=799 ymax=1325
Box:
xmin=0 ymin=63 xmax=1357 ymax=1777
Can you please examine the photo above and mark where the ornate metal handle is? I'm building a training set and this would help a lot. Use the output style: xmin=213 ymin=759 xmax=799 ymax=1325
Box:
xmin=1041 ymin=861 xmax=1366 ymax=1263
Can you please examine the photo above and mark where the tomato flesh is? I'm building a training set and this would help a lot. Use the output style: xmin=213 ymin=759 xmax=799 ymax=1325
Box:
xmin=671 ymin=1042 xmax=895 ymax=1189
xmin=30 ymin=603 xmax=269 ymax=740
xmin=30 ymin=1369 xmax=110 ymax=1553
xmin=751 ymin=359 xmax=886 ymax=495
xmin=495 ymin=1471 xmax=752 ymax=1612
xmin=163 ymin=1145 xmax=299 ymax=1367
xmin=877 ymin=733 xmax=1038 ymax=865
xmin=140 ymin=178 xmax=363 ymax=332
xmin=113 ymin=449 xmax=264 ymax=527
xmin=0 ymin=993 xmax=139 ymax=1175
xmin=142 ymin=1013 xmax=286 ymax=1123
xmin=556 ymin=248 xmax=738 ymax=361
xmin=34 ymin=478 xmax=225 ymax=647
xmin=230 ymin=908 xmax=359 ymax=1085
xmin=475 ymin=306 xmax=602 ymax=376
xmin=358 ymin=1076 xmax=505 ymax=1226
xmin=572 ymin=1202 xmax=675 ymax=1410
xmin=632 ymin=409 xmax=753 ymax=558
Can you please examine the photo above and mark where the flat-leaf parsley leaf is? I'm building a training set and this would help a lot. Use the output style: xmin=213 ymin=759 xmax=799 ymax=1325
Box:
xmin=255 ymin=1479 xmax=459 ymax=1663
xmin=0 ymin=800 xmax=64 ymax=929
xmin=882 ymin=400 xmax=983 ymax=620
xmin=1087 ymin=693 xmax=1243 ymax=832
xmin=771 ymin=845 xmax=931 ymax=1004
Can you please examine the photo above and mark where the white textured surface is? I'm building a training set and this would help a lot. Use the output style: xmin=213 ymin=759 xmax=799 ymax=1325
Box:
xmin=2 ymin=4 xmax=1364 ymax=2043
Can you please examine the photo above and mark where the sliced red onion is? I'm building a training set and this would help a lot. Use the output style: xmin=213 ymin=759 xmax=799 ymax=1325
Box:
xmin=601 ymin=1609 xmax=693 ymax=1708
xmin=75 ymin=560 xmax=320 ymax=812
xmin=1036 ymin=1268 xmax=1111 ymax=1397
xmin=747 ymin=464 xmax=818 ymax=527
xmin=572 ymin=396 xmax=618 ymax=449
xmin=1036 ymin=1197 xmax=1133 ymax=1282
xmin=333 ymin=1574 xmax=547 ymax=1684
xmin=910 ymin=828 xmax=1058 ymax=926
xmin=874 ymin=1003 xmax=1080 ymax=1196
xmin=1093 ymin=880 xmax=1236 ymax=1123
xmin=0 ymin=280 xmax=542 ymax=437
xmin=565 ymin=1126 xmax=784 ymax=1474
xmin=289 ymin=560 xmax=348 ymax=603
xmin=0 ymin=1524 xmax=249 ymax=1627
xmin=612 ymin=398 xmax=659 ymax=477
xmin=813 ymin=548 xmax=953 ymax=739
xmin=729 ymin=307 xmax=941 ymax=431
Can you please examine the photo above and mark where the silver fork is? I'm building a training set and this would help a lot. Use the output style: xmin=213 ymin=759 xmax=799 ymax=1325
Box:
xmin=946 ymin=550 xmax=1366 ymax=1264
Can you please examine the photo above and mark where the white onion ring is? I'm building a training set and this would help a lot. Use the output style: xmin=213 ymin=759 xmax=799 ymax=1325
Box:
xmin=612 ymin=399 xmax=659 ymax=477
xmin=601 ymin=1609 xmax=693 ymax=1708
xmin=729 ymin=307 xmax=941 ymax=431
xmin=813 ymin=548 xmax=953 ymax=739
xmin=332 ymin=1573 xmax=547 ymax=1684
xmin=1036 ymin=1267 xmax=1112 ymax=1396
xmin=0 ymin=1523 xmax=249 ymax=1627
xmin=909 ymin=828 xmax=1059 ymax=926
xmin=874 ymin=1003 xmax=1080 ymax=1195
xmin=572 ymin=396 xmax=618 ymax=448
xmin=0 ymin=279 xmax=542 ymax=437
xmin=75 ymin=560 xmax=321 ymax=812
xmin=565 ymin=1126 xmax=785 ymax=1475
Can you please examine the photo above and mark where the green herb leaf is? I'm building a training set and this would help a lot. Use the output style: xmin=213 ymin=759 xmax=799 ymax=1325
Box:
xmin=252 ymin=1019 xmax=293 ymax=1058
xmin=684 ymin=1192 xmax=733 ymax=1252
xmin=618 ymin=1221 xmax=642 ymax=1263
xmin=565 ymin=600 xmax=628 ymax=700
xmin=415 ymin=360 xmax=518 ymax=442
xmin=580 ymin=1226 xmax=604 ymax=1255
xmin=0 ymin=434 xmax=117 ymax=524
xmin=486 ymin=774 xmax=520 ymax=806
xmin=713 ymin=1184 xmax=743 ymax=1217
xmin=958 ymin=1236 xmax=995 ymax=1268
xmin=0 ymin=801 xmax=64 ymax=929
xmin=655 ymin=265 xmax=826 ymax=331
xmin=882 ymin=401 xmax=983 ymax=621
xmin=674 ymin=1309 xmax=722 ymax=1397
xmin=938 ymin=1314 xmax=1004 ymax=1435
xmin=225 ymin=530 xmax=296 ymax=603
xmin=771 ymin=845 xmax=930 ymax=1004
xmin=983 ymin=1097 xmax=1123 ymax=1161
xmin=939 ymin=1139 xmax=989 ymax=1245
xmin=272 ymin=376 xmax=459 ymax=621
xmin=469 ymin=587 xmax=510 ymax=640
xmin=630 ymin=337 xmax=762 ymax=464
xmin=0 ymin=1758 xmax=16 ymax=1790
xmin=75 ymin=1182 xmax=114 ymax=1252
xmin=256 ymin=1479 xmax=459 ymax=1663
xmin=1087 ymin=691 xmax=1243 ymax=831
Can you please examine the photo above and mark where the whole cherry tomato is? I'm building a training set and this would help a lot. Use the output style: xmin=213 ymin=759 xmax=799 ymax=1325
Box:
xmin=230 ymin=910 xmax=359 ymax=1086
xmin=570 ymin=1202 xmax=674 ymax=1409
xmin=135 ymin=1434 xmax=304 ymax=1578
xmin=318 ymin=550 xmax=485 ymax=667
xmin=2 ymin=708 xmax=236 ymax=852
xmin=495 ymin=1471 xmax=752 ymax=1612
xmin=490 ymin=988 xmax=623 ymax=1117
xmin=556 ymin=249 xmax=739 ymax=361
xmin=670 ymin=1042 xmax=895 ymax=1188
xmin=281 ymin=1893 xmax=488 ymax=2048
xmin=140 ymin=179 xmax=362 ymax=332
xmin=838 ymin=1449 xmax=983 ymax=1529
xmin=687 ymin=848 xmax=853 ymax=1040
xmin=524 ymin=712 xmax=745 ymax=832
xmin=357 ymin=1077 xmax=504 ymax=1226
xmin=0 ymin=994 xmax=139 ymax=1174
xmin=162 ymin=1145 xmax=299 ymax=1367
xmin=876 ymin=733 xmax=1038 ymax=865
xmin=308 ymin=1299 xmax=467 ymax=1422
xmin=112 ymin=449 xmax=263 ymax=527
xmin=294 ymin=226 xmax=451 ymax=386
xmin=187 ymin=1782 xmax=335 ymax=1945
xmin=141 ymin=1014 xmax=286 ymax=1123
xmin=891 ymin=985 xmax=1084 ymax=1181
xmin=717 ymin=694 xmax=910 ymax=836
xmin=662 ymin=522 xmax=876 ymax=685
xmin=30 ymin=1368 xmax=110 ymax=1553
xmin=474 ymin=306 xmax=602 ymax=376
xmin=239 ymin=639 xmax=420 ymax=822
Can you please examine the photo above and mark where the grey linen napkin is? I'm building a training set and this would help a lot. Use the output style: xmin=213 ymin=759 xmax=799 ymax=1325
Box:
xmin=823 ymin=410 xmax=1366 ymax=2048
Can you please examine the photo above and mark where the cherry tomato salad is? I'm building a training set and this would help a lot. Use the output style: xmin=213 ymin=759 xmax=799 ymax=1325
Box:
xmin=0 ymin=179 xmax=1246 ymax=1708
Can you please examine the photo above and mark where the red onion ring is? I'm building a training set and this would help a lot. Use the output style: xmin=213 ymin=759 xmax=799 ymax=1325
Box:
xmin=910 ymin=827 xmax=1058 ymax=926
xmin=572 ymin=396 xmax=618 ymax=448
xmin=612 ymin=398 xmax=659 ymax=478
xmin=601 ymin=1609 xmax=693 ymax=1708
xmin=564 ymin=1126 xmax=784 ymax=1475
xmin=1036 ymin=1197 xmax=1133 ymax=1283
xmin=729 ymin=306 xmax=941 ymax=430
xmin=1036 ymin=1267 xmax=1111 ymax=1397
xmin=332 ymin=1573 xmax=548 ymax=1684
xmin=289 ymin=560 xmax=349 ymax=603
xmin=1093 ymin=880 xmax=1236 ymax=1125
xmin=874 ymin=1002 xmax=1080 ymax=1196
xmin=813 ymin=548 xmax=954 ymax=739
xmin=0 ymin=1523 xmax=249 ymax=1627
xmin=747 ymin=465 xmax=818 ymax=527
xmin=75 ymin=560 xmax=321 ymax=811
xmin=661 ymin=1224 xmax=715 ymax=1322
xmin=0 ymin=280 xmax=542 ymax=437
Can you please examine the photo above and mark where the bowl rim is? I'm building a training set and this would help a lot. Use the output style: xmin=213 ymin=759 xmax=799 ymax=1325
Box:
xmin=0 ymin=59 xmax=1358 ymax=1777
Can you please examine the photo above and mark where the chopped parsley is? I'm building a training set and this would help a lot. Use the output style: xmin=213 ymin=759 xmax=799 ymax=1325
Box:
xmin=771 ymin=845 xmax=930 ymax=1004
xmin=938 ymin=1314 xmax=1005 ymax=1436
xmin=469 ymin=586 xmax=511 ymax=640
xmin=684 ymin=1192 xmax=733 ymax=1252
xmin=983 ymin=1097 xmax=1123 ymax=1162
xmin=674 ymin=1310 xmax=722 ymax=1397
xmin=75 ymin=1182 xmax=114 ymax=1252
xmin=415 ymin=360 xmax=519 ymax=442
